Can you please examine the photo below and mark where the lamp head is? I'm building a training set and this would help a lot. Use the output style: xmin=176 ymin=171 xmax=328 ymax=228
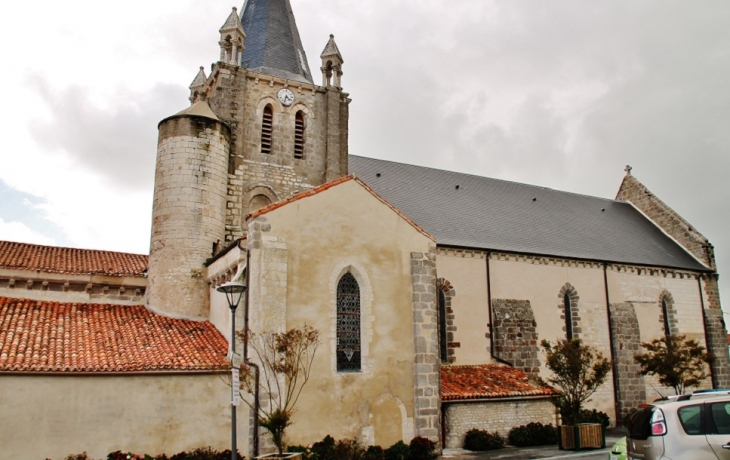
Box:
xmin=216 ymin=281 xmax=247 ymax=310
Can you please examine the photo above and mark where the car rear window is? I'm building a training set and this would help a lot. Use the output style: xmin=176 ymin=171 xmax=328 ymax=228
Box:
xmin=677 ymin=404 xmax=703 ymax=435
xmin=710 ymin=402 xmax=730 ymax=434
xmin=627 ymin=407 xmax=654 ymax=440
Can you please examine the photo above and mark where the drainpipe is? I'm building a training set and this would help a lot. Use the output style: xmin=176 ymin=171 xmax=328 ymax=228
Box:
xmin=697 ymin=274 xmax=716 ymax=388
xmin=242 ymin=241 xmax=259 ymax=457
xmin=603 ymin=263 xmax=621 ymax=426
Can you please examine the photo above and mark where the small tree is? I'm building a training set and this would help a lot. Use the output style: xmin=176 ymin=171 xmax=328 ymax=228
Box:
xmin=540 ymin=338 xmax=611 ymax=426
xmin=634 ymin=334 xmax=713 ymax=395
xmin=236 ymin=324 xmax=320 ymax=455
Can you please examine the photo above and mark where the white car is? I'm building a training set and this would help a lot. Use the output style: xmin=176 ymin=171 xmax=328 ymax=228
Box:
xmin=626 ymin=392 xmax=730 ymax=459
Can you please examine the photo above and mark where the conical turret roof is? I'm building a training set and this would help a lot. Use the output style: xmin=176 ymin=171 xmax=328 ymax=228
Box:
xmin=239 ymin=0 xmax=313 ymax=84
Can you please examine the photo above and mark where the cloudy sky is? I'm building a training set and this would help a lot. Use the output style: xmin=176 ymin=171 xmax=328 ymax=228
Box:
xmin=1 ymin=1 xmax=728 ymax=314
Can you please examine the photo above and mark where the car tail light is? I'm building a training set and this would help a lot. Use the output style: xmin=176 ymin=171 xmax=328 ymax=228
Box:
xmin=650 ymin=409 xmax=667 ymax=436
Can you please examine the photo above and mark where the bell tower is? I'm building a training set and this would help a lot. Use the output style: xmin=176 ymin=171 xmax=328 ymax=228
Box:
xmin=147 ymin=1 xmax=351 ymax=318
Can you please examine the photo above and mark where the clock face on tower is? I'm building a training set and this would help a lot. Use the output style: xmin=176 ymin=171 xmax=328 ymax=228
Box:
xmin=277 ymin=88 xmax=295 ymax=106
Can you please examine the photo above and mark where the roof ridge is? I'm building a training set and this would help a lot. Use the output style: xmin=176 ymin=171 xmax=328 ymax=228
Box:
xmin=0 ymin=239 xmax=148 ymax=257
xmin=350 ymin=154 xmax=622 ymax=204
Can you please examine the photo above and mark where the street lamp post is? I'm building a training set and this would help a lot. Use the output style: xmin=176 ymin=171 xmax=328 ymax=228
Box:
xmin=217 ymin=281 xmax=247 ymax=460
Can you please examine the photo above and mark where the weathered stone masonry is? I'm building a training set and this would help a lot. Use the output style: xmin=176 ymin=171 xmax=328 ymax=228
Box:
xmin=410 ymin=248 xmax=441 ymax=444
xmin=609 ymin=302 xmax=646 ymax=423
xmin=491 ymin=299 xmax=541 ymax=378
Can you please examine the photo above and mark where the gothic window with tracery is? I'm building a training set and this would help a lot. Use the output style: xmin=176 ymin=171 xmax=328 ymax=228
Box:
xmin=337 ymin=273 xmax=361 ymax=371
xmin=294 ymin=111 xmax=305 ymax=159
xmin=261 ymin=104 xmax=273 ymax=154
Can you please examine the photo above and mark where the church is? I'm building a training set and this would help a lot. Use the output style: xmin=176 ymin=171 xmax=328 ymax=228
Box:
xmin=1 ymin=1 xmax=728 ymax=459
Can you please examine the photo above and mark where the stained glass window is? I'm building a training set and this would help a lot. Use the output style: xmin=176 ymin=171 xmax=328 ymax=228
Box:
xmin=337 ymin=273 xmax=361 ymax=371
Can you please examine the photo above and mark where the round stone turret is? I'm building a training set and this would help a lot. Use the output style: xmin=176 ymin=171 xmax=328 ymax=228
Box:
xmin=147 ymin=101 xmax=231 ymax=319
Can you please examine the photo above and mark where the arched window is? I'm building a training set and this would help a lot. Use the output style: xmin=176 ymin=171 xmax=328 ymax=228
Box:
xmin=438 ymin=290 xmax=448 ymax=362
xmin=337 ymin=273 xmax=361 ymax=371
xmin=662 ymin=298 xmax=672 ymax=337
xmin=261 ymin=104 xmax=273 ymax=154
xmin=294 ymin=111 xmax=305 ymax=159
xmin=564 ymin=293 xmax=573 ymax=340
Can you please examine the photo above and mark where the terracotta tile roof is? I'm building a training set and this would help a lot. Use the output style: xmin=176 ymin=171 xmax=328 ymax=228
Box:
xmin=0 ymin=296 xmax=229 ymax=373
xmin=0 ymin=240 xmax=149 ymax=277
xmin=246 ymin=175 xmax=435 ymax=241
xmin=441 ymin=364 xmax=556 ymax=401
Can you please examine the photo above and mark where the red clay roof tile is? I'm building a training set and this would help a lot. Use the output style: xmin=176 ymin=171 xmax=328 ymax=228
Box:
xmin=0 ymin=240 xmax=148 ymax=277
xmin=441 ymin=364 xmax=555 ymax=401
xmin=0 ymin=296 xmax=229 ymax=373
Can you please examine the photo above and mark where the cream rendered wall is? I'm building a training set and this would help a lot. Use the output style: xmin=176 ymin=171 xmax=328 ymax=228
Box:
xmin=437 ymin=252 xmax=489 ymax=365
xmin=607 ymin=269 xmax=710 ymax=399
xmin=486 ymin=256 xmax=616 ymax=421
xmin=247 ymin=179 xmax=434 ymax=446
xmin=0 ymin=374 xmax=244 ymax=460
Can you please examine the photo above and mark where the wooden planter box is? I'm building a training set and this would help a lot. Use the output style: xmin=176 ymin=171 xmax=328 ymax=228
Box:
xmin=558 ymin=423 xmax=605 ymax=450
xmin=255 ymin=454 xmax=302 ymax=460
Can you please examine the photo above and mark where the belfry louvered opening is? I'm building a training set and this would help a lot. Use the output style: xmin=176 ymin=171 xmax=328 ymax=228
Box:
xmin=294 ymin=111 xmax=305 ymax=159
xmin=261 ymin=104 xmax=273 ymax=154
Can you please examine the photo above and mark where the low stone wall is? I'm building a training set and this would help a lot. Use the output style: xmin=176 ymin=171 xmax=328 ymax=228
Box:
xmin=443 ymin=398 xmax=556 ymax=448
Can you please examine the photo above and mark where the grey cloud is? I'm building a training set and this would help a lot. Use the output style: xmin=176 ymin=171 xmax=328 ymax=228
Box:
xmin=27 ymin=75 xmax=187 ymax=191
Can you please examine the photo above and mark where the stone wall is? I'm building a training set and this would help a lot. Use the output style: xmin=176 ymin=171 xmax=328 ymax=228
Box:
xmin=491 ymin=299 xmax=541 ymax=377
xmin=201 ymin=63 xmax=350 ymax=243
xmin=616 ymin=174 xmax=715 ymax=268
xmin=609 ymin=302 xmax=646 ymax=423
xmin=704 ymin=308 xmax=730 ymax=388
xmin=411 ymin=248 xmax=441 ymax=444
xmin=148 ymin=114 xmax=230 ymax=319
xmin=443 ymin=399 xmax=555 ymax=448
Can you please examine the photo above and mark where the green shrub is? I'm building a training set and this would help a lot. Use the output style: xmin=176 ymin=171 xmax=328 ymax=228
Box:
xmin=508 ymin=422 xmax=558 ymax=447
xmin=408 ymin=437 xmax=436 ymax=460
xmin=463 ymin=428 xmax=504 ymax=451
xmin=384 ymin=440 xmax=410 ymax=460
xmin=363 ymin=445 xmax=384 ymax=460
xmin=65 ymin=454 xmax=94 ymax=460
xmin=106 ymin=449 xmax=242 ymax=460
xmin=334 ymin=438 xmax=365 ymax=460
xmin=578 ymin=409 xmax=611 ymax=428
xmin=311 ymin=435 xmax=336 ymax=460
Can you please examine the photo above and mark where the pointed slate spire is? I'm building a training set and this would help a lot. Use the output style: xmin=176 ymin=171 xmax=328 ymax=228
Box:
xmin=239 ymin=0 xmax=313 ymax=84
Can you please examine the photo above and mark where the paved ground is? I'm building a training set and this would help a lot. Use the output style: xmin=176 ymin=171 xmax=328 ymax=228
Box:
xmin=439 ymin=428 xmax=625 ymax=460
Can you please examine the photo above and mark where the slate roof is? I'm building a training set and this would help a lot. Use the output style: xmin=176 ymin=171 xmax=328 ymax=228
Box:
xmin=0 ymin=240 xmax=149 ymax=277
xmin=349 ymin=156 xmax=708 ymax=271
xmin=240 ymin=0 xmax=313 ymax=84
xmin=0 ymin=296 xmax=229 ymax=373
xmin=441 ymin=364 xmax=555 ymax=400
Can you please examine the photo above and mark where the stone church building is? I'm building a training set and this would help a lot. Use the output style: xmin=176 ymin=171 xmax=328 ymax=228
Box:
xmin=1 ymin=1 xmax=728 ymax=458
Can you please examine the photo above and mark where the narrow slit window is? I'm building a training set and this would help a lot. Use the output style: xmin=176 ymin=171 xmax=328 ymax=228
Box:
xmin=662 ymin=299 xmax=671 ymax=337
xmin=261 ymin=104 xmax=273 ymax=154
xmin=564 ymin=293 xmax=573 ymax=340
xmin=337 ymin=273 xmax=361 ymax=371
xmin=438 ymin=290 xmax=448 ymax=362
xmin=294 ymin=111 xmax=305 ymax=159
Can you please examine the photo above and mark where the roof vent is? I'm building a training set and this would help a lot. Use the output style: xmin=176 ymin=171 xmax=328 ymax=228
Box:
xmin=601 ymin=208 xmax=605 ymax=212
xmin=376 ymin=173 xmax=381 ymax=178
xmin=455 ymin=185 xmax=460 ymax=190
xmin=532 ymin=197 xmax=536 ymax=202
